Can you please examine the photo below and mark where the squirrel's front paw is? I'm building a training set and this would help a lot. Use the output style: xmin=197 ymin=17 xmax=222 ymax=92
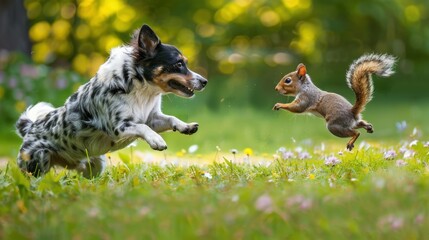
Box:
xmin=273 ymin=103 xmax=282 ymax=111
xmin=173 ymin=122 xmax=199 ymax=135
xmin=365 ymin=124 xmax=374 ymax=133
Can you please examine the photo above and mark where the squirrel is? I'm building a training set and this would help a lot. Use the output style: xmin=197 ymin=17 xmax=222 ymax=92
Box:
xmin=273 ymin=54 xmax=396 ymax=150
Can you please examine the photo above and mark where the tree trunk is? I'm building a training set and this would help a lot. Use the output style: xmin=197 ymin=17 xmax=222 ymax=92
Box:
xmin=0 ymin=0 xmax=31 ymax=55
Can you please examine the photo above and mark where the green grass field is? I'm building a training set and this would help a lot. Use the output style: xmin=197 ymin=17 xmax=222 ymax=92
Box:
xmin=0 ymin=100 xmax=428 ymax=239
xmin=2 ymin=99 xmax=427 ymax=157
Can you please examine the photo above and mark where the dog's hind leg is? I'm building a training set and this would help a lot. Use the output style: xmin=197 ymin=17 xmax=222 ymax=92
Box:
xmin=18 ymin=148 xmax=52 ymax=177
xmin=76 ymin=155 xmax=107 ymax=178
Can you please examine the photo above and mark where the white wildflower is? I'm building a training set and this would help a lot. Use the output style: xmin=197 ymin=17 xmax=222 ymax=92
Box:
xmin=230 ymin=149 xmax=238 ymax=154
xmin=188 ymin=144 xmax=198 ymax=154
xmin=395 ymin=121 xmax=407 ymax=132
xmin=403 ymin=150 xmax=415 ymax=159
xmin=324 ymin=155 xmax=341 ymax=166
xmin=255 ymin=194 xmax=273 ymax=213
xmin=202 ymin=172 xmax=212 ymax=180
xmin=395 ymin=159 xmax=407 ymax=167
xmin=383 ymin=149 xmax=397 ymax=160
xmin=411 ymin=127 xmax=421 ymax=138
xmin=358 ymin=141 xmax=371 ymax=150
xmin=298 ymin=151 xmax=311 ymax=160
xmin=409 ymin=140 xmax=419 ymax=147
xmin=277 ymin=147 xmax=295 ymax=160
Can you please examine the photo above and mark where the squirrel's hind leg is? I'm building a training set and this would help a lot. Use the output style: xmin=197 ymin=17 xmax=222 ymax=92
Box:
xmin=355 ymin=120 xmax=373 ymax=133
xmin=327 ymin=123 xmax=360 ymax=151
xmin=346 ymin=132 xmax=360 ymax=151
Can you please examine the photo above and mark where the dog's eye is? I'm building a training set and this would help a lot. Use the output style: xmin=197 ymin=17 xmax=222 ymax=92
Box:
xmin=284 ymin=78 xmax=292 ymax=85
xmin=175 ymin=61 xmax=183 ymax=68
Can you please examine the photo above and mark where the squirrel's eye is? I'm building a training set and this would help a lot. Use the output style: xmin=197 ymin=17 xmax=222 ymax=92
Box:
xmin=284 ymin=78 xmax=292 ymax=85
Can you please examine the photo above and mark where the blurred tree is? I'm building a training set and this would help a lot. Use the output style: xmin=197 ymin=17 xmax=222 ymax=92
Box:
xmin=1 ymin=0 xmax=428 ymax=126
xmin=17 ymin=0 xmax=429 ymax=110
xmin=0 ymin=0 xmax=31 ymax=55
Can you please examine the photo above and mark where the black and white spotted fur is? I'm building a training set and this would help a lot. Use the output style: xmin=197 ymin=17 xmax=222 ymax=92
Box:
xmin=16 ymin=24 xmax=207 ymax=178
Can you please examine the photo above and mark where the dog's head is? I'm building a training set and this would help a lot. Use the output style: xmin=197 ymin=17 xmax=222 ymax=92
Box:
xmin=132 ymin=24 xmax=207 ymax=98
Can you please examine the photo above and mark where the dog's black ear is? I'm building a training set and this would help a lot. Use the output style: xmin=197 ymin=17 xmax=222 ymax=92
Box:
xmin=137 ymin=24 xmax=161 ymax=59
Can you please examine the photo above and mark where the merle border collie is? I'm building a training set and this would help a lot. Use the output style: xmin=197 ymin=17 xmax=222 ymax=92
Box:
xmin=16 ymin=24 xmax=207 ymax=178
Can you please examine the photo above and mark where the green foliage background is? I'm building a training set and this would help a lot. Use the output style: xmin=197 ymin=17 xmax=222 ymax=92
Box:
xmin=22 ymin=0 xmax=429 ymax=111
xmin=1 ymin=0 xmax=428 ymax=151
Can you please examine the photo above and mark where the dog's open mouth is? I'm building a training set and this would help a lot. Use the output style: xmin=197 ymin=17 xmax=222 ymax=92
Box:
xmin=168 ymin=80 xmax=194 ymax=96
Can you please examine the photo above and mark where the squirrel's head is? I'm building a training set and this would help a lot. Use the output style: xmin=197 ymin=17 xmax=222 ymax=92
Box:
xmin=274 ymin=63 xmax=307 ymax=96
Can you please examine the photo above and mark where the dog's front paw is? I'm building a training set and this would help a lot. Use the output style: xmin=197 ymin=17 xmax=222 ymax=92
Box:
xmin=145 ymin=132 xmax=167 ymax=151
xmin=173 ymin=122 xmax=199 ymax=135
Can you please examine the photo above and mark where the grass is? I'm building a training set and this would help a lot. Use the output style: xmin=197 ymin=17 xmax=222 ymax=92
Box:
xmin=0 ymin=101 xmax=428 ymax=239
xmin=1 ymin=140 xmax=429 ymax=239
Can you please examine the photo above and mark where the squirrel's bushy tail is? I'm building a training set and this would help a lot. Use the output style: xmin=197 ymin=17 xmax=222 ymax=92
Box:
xmin=16 ymin=102 xmax=55 ymax=137
xmin=346 ymin=53 xmax=396 ymax=116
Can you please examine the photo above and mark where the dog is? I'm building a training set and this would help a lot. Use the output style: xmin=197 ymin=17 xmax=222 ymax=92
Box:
xmin=16 ymin=24 xmax=208 ymax=178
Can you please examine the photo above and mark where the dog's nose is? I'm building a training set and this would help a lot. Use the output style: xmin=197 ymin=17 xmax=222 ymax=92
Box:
xmin=199 ymin=78 xmax=208 ymax=87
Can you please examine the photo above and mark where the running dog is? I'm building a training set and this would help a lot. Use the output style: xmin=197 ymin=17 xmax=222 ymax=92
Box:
xmin=16 ymin=24 xmax=208 ymax=178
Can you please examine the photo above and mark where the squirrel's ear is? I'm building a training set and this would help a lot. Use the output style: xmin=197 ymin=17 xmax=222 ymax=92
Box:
xmin=296 ymin=63 xmax=307 ymax=80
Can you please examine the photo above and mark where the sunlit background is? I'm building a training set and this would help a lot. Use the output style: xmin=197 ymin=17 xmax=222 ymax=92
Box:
xmin=1 ymin=2 xmax=429 ymax=237
xmin=0 ymin=0 xmax=428 ymax=155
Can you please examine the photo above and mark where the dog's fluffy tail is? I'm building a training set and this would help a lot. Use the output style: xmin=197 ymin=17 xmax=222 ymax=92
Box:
xmin=16 ymin=102 xmax=55 ymax=137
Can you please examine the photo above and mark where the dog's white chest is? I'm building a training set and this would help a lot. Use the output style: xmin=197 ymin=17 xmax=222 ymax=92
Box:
xmin=127 ymin=93 xmax=161 ymax=123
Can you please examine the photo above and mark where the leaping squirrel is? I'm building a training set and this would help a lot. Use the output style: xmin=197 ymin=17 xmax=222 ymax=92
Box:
xmin=273 ymin=54 xmax=396 ymax=150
